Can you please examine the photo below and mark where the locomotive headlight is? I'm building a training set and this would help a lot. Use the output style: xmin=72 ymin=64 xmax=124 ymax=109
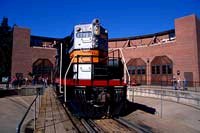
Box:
xmin=105 ymin=30 xmax=108 ymax=34
xmin=93 ymin=25 xmax=100 ymax=35
xmin=92 ymin=19 xmax=100 ymax=24
xmin=76 ymin=27 xmax=81 ymax=32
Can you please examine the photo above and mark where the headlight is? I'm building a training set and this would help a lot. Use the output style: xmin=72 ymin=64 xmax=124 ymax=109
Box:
xmin=94 ymin=25 xmax=100 ymax=35
xmin=92 ymin=19 xmax=100 ymax=25
xmin=105 ymin=30 xmax=108 ymax=34
xmin=76 ymin=27 xmax=81 ymax=32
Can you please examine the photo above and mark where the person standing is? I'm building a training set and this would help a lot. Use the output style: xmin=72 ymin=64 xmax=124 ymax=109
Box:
xmin=32 ymin=75 xmax=35 ymax=86
xmin=183 ymin=78 xmax=187 ymax=91
xmin=44 ymin=77 xmax=48 ymax=88
xmin=177 ymin=78 xmax=181 ymax=90
xmin=25 ymin=77 xmax=28 ymax=86
xmin=42 ymin=77 xmax=45 ymax=88
xmin=172 ymin=77 xmax=177 ymax=90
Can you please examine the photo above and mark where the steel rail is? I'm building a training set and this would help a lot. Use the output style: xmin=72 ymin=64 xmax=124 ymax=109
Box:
xmin=80 ymin=119 xmax=103 ymax=133
xmin=114 ymin=117 xmax=152 ymax=133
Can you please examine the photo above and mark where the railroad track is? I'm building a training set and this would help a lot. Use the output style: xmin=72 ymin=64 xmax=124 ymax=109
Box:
xmin=80 ymin=119 xmax=104 ymax=132
xmin=114 ymin=117 xmax=152 ymax=133
xmin=54 ymin=88 xmax=151 ymax=133
xmin=80 ymin=117 xmax=152 ymax=133
xmin=94 ymin=118 xmax=136 ymax=132
xmin=61 ymin=102 xmax=151 ymax=132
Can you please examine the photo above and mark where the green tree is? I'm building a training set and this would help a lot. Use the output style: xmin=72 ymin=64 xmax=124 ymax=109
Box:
xmin=0 ymin=17 xmax=13 ymax=80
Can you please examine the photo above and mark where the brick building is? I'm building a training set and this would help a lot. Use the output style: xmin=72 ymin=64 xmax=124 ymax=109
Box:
xmin=109 ymin=14 xmax=200 ymax=85
xmin=11 ymin=14 xmax=200 ymax=85
xmin=11 ymin=27 xmax=58 ymax=81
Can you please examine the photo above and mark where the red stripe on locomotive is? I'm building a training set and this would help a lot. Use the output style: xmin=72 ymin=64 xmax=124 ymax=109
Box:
xmin=55 ymin=78 xmax=126 ymax=87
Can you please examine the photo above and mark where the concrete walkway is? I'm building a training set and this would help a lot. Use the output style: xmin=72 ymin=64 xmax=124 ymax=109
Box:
xmin=0 ymin=96 xmax=35 ymax=133
xmin=134 ymin=96 xmax=200 ymax=132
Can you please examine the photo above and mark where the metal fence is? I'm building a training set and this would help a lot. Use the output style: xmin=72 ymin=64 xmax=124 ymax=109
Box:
xmin=132 ymin=81 xmax=200 ymax=92
xmin=127 ymin=86 xmax=200 ymax=118
xmin=16 ymin=88 xmax=42 ymax=133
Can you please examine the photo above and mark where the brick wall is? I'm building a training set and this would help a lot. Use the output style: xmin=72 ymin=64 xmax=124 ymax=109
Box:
xmin=108 ymin=14 xmax=200 ymax=84
xmin=11 ymin=27 xmax=56 ymax=79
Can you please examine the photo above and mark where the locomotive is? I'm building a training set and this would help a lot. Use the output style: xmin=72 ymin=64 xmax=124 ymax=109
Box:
xmin=54 ymin=19 xmax=127 ymax=118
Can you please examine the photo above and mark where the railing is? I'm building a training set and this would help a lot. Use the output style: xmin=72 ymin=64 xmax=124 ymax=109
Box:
xmin=16 ymin=88 xmax=42 ymax=133
xmin=131 ymin=81 xmax=200 ymax=92
xmin=118 ymin=48 xmax=130 ymax=85
xmin=127 ymin=85 xmax=200 ymax=118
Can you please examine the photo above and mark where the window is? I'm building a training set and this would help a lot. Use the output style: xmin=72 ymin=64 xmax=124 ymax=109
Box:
xmin=135 ymin=66 xmax=146 ymax=75
xmin=152 ymin=66 xmax=156 ymax=74
xmin=167 ymin=64 xmax=172 ymax=74
xmin=162 ymin=65 xmax=167 ymax=74
xmin=128 ymin=66 xmax=132 ymax=75
xmin=128 ymin=69 xmax=131 ymax=74
xmin=152 ymin=64 xmax=172 ymax=75
xmin=128 ymin=66 xmax=136 ymax=75
xmin=152 ymin=65 xmax=160 ymax=74
xmin=156 ymin=65 xmax=160 ymax=74
xmin=128 ymin=66 xmax=146 ymax=75
xmin=169 ymin=32 xmax=175 ymax=40
xmin=141 ymin=66 xmax=146 ymax=74
xmin=137 ymin=66 xmax=141 ymax=75
xmin=76 ymin=31 xmax=92 ymax=38
xmin=131 ymin=66 xmax=135 ymax=75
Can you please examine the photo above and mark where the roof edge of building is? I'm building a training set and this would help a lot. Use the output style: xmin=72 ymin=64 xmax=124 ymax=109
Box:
xmin=109 ymin=29 xmax=175 ymax=42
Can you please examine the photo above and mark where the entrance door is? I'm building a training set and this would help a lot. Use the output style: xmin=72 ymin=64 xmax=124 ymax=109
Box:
xmin=32 ymin=59 xmax=53 ymax=83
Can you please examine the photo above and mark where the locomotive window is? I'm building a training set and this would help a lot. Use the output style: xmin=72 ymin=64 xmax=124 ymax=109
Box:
xmin=76 ymin=31 xmax=92 ymax=38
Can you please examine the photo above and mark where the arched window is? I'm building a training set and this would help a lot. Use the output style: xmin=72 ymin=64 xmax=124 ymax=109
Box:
xmin=151 ymin=56 xmax=173 ymax=85
xmin=32 ymin=59 xmax=53 ymax=78
xmin=127 ymin=58 xmax=147 ymax=85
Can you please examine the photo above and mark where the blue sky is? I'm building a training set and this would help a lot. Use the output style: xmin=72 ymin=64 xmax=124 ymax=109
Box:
xmin=0 ymin=0 xmax=200 ymax=38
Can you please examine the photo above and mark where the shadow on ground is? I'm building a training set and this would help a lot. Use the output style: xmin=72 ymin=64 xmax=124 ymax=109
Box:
xmin=119 ymin=100 xmax=156 ymax=117
xmin=0 ymin=86 xmax=43 ymax=98
xmin=0 ymin=90 xmax=18 ymax=98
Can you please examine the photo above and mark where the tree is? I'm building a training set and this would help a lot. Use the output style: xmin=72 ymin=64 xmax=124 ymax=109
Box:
xmin=0 ymin=17 xmax=13 ymax=80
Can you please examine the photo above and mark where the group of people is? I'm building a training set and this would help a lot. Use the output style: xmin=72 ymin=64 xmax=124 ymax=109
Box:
xmin=31 ymin=76 xmax=49 ymax=88
xmin=172 ymin=77 xmax=187 ymax=90
xmin=11 ymin=75 xmax=49 ymax=88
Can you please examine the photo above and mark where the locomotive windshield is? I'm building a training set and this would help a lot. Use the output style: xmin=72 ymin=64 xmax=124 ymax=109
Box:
xmin=76 ymin=31 xmax=92 ymax=38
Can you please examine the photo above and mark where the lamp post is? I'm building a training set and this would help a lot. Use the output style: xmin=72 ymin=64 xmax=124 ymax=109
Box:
xmin=147 ymin=58 xmax=150 ymax=85
xmin=59 ymin=43 xmax=63 ymax=93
